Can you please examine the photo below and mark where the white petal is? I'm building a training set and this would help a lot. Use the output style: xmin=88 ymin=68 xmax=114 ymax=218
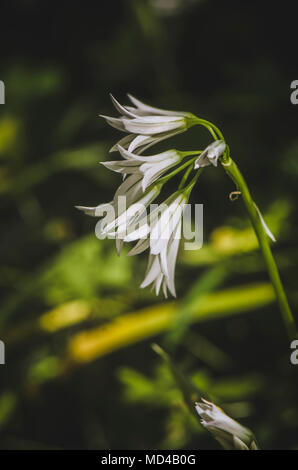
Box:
xmin=122 ymin=116 xmax=186 ymax=135
xmin=150 ymin=195 xmax=184 ymax=255
xmin=162 ymin=279 xmax=168 ymax=298
xmin=109 ymin=134 xmax=135 ymax=153
xmin=128 ymin=135 xmax=152 ymax=153
xmin=129 ymin=115 xmax=184 ymax=123
xmin=211 ymin=141 xmax=226 ymax=162
xmin=233 ymin=436 xmax=249 ymax=450
xmin=111 ymin=187 xmax=159 ymax=236
xmin=117 ymin=145 xmax=139 ymax=161
xmin=250 ymin=441 xmax=258 ymax=450
xmin=75 ymin=205 xmax=99 ymax=217
xmin=127 ymin=237 xmax=150 ymax=256
xmin=109 ymin=94 xmax=138 ymax=118
xmin=160 ymin=247 xmax=169 ymax=277
xmin=126 ymin=129 xmax=185 ymax=155
xmin=100 ymin=115 xmax=126 ymax=132
xmin=196 ymin=399 xmax=253 ymax=446
xmin=194 ymin=150 xmax=210 ymax=169
xmin=101 ymin=160 xmax=141 ymax=174
xmin=123 ymin=105 xmax=147 ymax=116
xmin=114 ymin=174 xmax=142 ymax=202
xmin=127 ymin=94 xmax=189 ymax=117
xmin=140 ymin=255 xmax=161 ymax=288
xmin=119 ymin=145 xmax=177 ymax=163
xmin=150 ymin=207 xmax=172 ymax=254
xmin=123 ymin=222 xmax=150 ymax=242
xmin=141 ymin=154 xmax=179 ymax=191
xmin=140 ymin=160 xmax=170 ymax=191
xmin=115 ymin=238 xmax=123 ymax=256
xmin=165 ymin=220 xmax=181 ymax=297
xmin=141 ymin=165 xmax=160 ymax=192
xmin=124 ymin=181 xmax=144 ymax=208
xmin=154 ymin=272 xmax=164 ymax=295
xmin=75 ymin=201 xmax=113 ymax=217
xmin=194 ymin=141 xmax=226 ymax=168
xmin=136 ymin=129 xmax=185 ymax=154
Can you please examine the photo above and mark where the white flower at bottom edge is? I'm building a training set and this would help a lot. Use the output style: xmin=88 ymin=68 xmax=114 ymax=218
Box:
xmin=194 ymin=140 xmax=226 ymax=169
xmin=195 ymin=398 xmax=258 ymax=450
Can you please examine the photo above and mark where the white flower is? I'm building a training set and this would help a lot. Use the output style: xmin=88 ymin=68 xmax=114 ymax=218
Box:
xmin=124 ymin=93 xmax=190 ymax=117
xmin=75 ymin=201 xmax=113 ymax=217
xmin=194 ymin=140 xmax=226 ymax=168
xmin=140 ymin=223 xmax=181 ymax=297
xmin=125 ymin=192 xmax=187 ymax=297
xmin=195 ymin=398 xmax=258 ymax=450
xmin=95 ymin=185 xmax=161 ymax=241
xmin=77 ymin=95 xmax=197 ymax=295
xmin=101 ymin=146 xmax=182 ymax=192
xmin=76 ymin=174 xmax=144 ymax=254
xmin=102 ymin=94 xmax=194 ymax=154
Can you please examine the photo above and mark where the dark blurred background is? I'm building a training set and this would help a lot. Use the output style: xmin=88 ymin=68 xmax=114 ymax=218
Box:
xmin=0 ymin=0 xmax=298 ymax=450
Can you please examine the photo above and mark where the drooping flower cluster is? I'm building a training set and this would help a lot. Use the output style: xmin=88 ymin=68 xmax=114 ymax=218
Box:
xmin=77 ymin=94 xmax=205 ymax=297
xmin=76 ymin=94 xmax=274 ymax=297
xmin=195 ymin=398 xmax=258 ymax=450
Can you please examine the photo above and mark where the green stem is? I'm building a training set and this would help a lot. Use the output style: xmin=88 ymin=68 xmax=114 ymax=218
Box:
xmin=184 ymin=167 xmax=203 ymax=194
xmin=196 ymin=118 xmax=225 ymax=141
xmin=221 ymin=157 xmax=296 ymax=340
xmin=191 ymin=117 xmax=232 ymax=161
xmin=178 ymin=164 xmax=193 ymax=189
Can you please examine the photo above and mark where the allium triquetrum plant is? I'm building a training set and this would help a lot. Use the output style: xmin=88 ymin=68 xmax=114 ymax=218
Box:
xmin=195 ymin=399 xmax=259 ymax=450
xmin=76 ymin=94 xmax=296 ymax=340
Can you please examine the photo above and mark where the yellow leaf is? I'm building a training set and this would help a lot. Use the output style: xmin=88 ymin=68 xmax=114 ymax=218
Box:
xmin=68 ymin=282 xmax=274 ymax=363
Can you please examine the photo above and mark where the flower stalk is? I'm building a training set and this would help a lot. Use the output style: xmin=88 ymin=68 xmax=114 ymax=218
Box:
xmin=220 ymin=156 xmax=296 ymax=340
xmin=188 ymin=112 xmax=295 ymax=340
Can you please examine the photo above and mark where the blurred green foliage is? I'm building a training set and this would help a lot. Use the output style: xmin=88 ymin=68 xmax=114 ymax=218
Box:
xmin=0 ymin=0 xmax=298 ymax=450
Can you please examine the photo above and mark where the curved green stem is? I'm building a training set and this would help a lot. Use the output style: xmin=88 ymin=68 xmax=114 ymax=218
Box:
xmin=221 ymin=157 xmax=296 ymax=340
xmin=183 ymin=168 xmax=203 ymax=195
xmin=196 ymin=118 xmax=225 ymax=142
xmin=191 ymin=114 xmax=294 ymax=337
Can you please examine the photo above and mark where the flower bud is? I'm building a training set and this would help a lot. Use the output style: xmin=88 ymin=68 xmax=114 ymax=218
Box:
xmin=195 ymin=398 xmax=258 ymax=450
